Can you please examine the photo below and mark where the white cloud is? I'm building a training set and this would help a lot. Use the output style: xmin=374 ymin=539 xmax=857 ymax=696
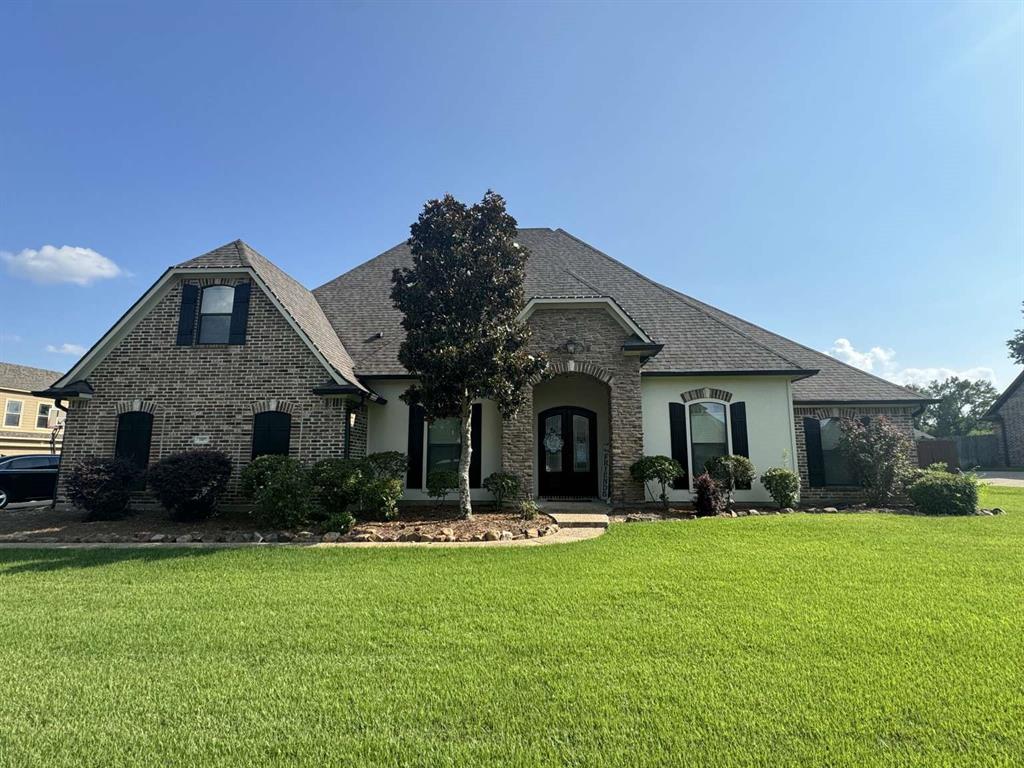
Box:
xmin=1 ymin=245 xmax=123 ymax=286
xmin=825 ymin=338 xmax=997 ymax=388
xmin=46 ymin=343 xmax=87 ymax=356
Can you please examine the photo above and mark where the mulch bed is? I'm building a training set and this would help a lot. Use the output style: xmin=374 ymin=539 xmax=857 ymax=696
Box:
xmin=0 ymin=503 xmax=557 ymax=544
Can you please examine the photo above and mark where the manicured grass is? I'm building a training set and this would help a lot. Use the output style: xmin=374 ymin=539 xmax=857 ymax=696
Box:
xmin=0 ymin=489 xmax=1021 ymax=767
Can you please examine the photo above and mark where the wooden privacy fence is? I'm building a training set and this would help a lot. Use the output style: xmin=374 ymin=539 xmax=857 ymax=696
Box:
xmin=916 ymin=434 xmax=1003 ymax=470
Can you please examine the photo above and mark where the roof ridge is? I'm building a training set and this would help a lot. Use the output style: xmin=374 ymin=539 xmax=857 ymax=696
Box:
xmin=985 ymin=368 xmax=1024 ymax=417
xmin=552 ymin=228 xmax=810 ymax=372
xmin=312 ymin=240 xmax=410 ymax=294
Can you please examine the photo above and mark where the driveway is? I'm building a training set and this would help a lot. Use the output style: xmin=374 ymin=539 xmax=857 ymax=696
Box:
xmin=975 ymin=471 xmax=1024 ymax=487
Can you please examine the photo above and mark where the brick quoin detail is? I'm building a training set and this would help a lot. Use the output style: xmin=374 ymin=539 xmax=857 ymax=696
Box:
xmin=57 ymin=276 xmax=363 ymax=507
xmin=502 ymin=307 xmax=645 ymax=504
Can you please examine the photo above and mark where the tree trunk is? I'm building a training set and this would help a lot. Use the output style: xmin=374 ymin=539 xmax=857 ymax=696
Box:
xmin=458 ymin=402 xmax=473 ymax=520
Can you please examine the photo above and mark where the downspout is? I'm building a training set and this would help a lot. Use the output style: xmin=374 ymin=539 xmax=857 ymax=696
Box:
xmin=785 ymin=380 xmax=800 ymax=499
xmin=49 ymin=397 xmax=68 ymax=509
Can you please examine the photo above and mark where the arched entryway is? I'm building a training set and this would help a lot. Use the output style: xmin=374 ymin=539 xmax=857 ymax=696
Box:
xmin=532 ymin=372 xmax=611 ymax=500
xmin=538 ymin=406 xmax=598 ymax=497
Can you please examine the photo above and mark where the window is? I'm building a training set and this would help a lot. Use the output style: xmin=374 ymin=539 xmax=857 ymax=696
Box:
xmin=36 ymin=403 xmax=52 ymax=429
xmin=10 ymin=456 xmax=54 ymax=469
xmin=252 ymin=411 xmax=291 ymax=458
xmin=427 ymin=418 xmax=461 ymax=475
xmin=197 ymin=285 xmax=235 ymax=344
xmin=115 ymin=411 xmax=154 ymax=472
xmin=820 ymin=418 xmax=857 ymax=486
xmin=4 ymin=399 xmax=23 ymax=427
xmin=689 ymin=401 xmax=728 ymax=478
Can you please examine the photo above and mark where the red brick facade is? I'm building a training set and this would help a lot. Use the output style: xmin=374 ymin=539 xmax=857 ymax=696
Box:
xmin=56 ymin=275 xmax=366 ymax=506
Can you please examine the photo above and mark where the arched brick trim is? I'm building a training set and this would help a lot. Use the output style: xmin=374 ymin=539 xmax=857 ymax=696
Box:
xmin=113 ymin=399 xmax=158 ymax=415
xmin=251 ymin=399 xmax=297 ymax=415
xmin=191 ymin=277 xmax=246 ymax=288
xmin=681 ymin=387 xmax=733 ymax=403
xmin=535 ymin=360 xmax=614 ymax=385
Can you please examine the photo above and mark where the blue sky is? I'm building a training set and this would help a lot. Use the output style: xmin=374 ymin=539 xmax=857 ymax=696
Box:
xmin=1 ymin=1 xmax=1021 ymax=388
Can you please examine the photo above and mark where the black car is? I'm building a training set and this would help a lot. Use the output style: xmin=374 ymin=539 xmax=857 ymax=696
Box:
xmin=0 ymin=454 xmax=60 ymax=508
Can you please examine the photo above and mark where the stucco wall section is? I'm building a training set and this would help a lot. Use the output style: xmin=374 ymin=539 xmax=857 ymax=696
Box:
xmin=365 ymin=379 xmax=502 ymax=502
xmin=641 ymin=376 xmax=797 ymax=504
xmin=56 ymin=276 xmax=362 ymax=506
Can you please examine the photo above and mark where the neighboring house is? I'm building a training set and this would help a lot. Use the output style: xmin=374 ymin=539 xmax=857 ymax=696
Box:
xmin=984 ymin=370 xmax=1024 ymax=467
xmin=37 ymin=230 xmax=929 ymax=507
xmin=0 ymin=362 xmax=65 ymax=457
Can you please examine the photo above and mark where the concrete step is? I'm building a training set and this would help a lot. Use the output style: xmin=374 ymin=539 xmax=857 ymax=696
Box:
xmin=544 ymin=511 xmax=610 ymax=529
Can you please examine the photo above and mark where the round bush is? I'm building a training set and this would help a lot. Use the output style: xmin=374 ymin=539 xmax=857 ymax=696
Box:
xmin=147 ymin=450 xmax=232 ymax=522
xmin=362 ymin=451 xmax=407 ymax=481
xmin=66 ymin=457 xmax=142 ymax=521
xmin=908 ymin=472 xmax=979 ymax=516
xmin=358 ymin=477 xmax=403 ymax=521
xmin=482 ymin=472 xmax=521 ymax=509
xmin=426 ymin=470 xmax=459 ymax=502
xmin=760 ymin=467 xmax=800 ymax=509
xmin=309 ymin=458 xmax=363 ymax=522
xmin=240 ymin=455 xmax=314 ymax=529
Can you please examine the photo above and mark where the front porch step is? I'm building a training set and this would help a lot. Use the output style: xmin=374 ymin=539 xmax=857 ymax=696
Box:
xmin=541 ymin=510 xmax=610 ymax=530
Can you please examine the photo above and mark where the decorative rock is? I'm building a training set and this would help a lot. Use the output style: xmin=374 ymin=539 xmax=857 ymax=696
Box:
xmin=992 ymin=507 xmax=1005 ymax=515
xmin=823 ymin=507 xmax=839 ymax=513
xmin=499 ymin=530 xmax=514 ymax=541
xmin=264 ymin=532 xmax=279 ymax=543
xmin=781 ymin=507 xmax=794 ymax=514
xmin=149 ymin=534 xmax=166 ymax=543
xmin=440 ymin=527 xmax=455 ymax=539
xmin=748 ymin=509 xmax=759 ymax=516
xmin=525 ymin=528 xmax=540 ymax=539
xmin=175 ymin=534 xmax=193 ymax=544
xmin=352 ymin=532 xmax=380 ymax=543
xmin=321 ymin=531 xmax=341 ymax=543
xmin=483 ymin=530 xmax=500 ymax=541
xmin=513 ymin=534 xmax=526 ymax=540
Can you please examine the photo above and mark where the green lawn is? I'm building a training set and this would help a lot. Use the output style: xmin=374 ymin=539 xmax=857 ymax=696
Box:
xmin=0 ymin=489 xmax=1021 ymax=767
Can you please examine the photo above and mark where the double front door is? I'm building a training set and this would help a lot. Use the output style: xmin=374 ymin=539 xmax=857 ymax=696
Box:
xmin=538 ymin=406 xmax=598 ymax=498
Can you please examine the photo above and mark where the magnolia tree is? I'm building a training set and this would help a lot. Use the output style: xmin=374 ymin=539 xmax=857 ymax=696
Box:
xmin=391 ymin=191 xmax=547 ymax=519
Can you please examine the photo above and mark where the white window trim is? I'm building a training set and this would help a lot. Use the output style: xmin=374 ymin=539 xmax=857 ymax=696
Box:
xmin=35 ymin=402 xmax=52 ymax=430
xmin=4 ymin=399 xmax=23 ymax=428
xmin=685 ymin=399 xmax=731 ymax=491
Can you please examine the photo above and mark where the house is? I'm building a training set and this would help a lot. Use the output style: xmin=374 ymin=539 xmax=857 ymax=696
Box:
xmin=37 ymin=230 xmax=929 ymax=507
xmin=0 ymin=362 xmax=65 ymax=457
xmin=984 ymin=370 xmax=1024 ymax=467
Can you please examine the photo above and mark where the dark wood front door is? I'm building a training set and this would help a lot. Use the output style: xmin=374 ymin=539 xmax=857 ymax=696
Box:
xmin=538 ymin=406 xmax=598 ymax=498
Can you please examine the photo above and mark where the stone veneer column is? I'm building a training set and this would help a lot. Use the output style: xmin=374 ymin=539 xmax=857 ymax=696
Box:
xmin=501 ymin=386 xmax=534 ymax=501
xmin=609 ymin=371 xmax=644 ymax=503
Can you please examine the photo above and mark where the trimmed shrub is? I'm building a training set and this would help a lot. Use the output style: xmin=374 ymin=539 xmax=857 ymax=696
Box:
xmin=358 ymin=477 xmax=403 ymax=522
xmin=322 ymin=510 xmax=355 ymax=534
xmin=838 ymin=417 xmax=912 ymax=506
xmin=362 ymin=451 xmax=407 ymax=482
xmin=692 ymin=472 xmax=725 ymax=517
xmin=630 ymin=455 xmax=684 ymax=506
xmin=309 ymin=458 xmax=363 ymax=522
xmin=66 ymin=457 xmax=142 ymax=521
xmin=760 ymin=467 xmax=800 ymax=509
xmin=240 ymin=455 xmax=314 ymax=529
xmin=519 ymin=498 xmax=540 ymax=520
xmin=908 ymin=471 xmax=979 ymax=516
xmin=426 ymin=470 xmax=458 ymax=503
xmin=705 ymin=455 xmax=755 ymax=505
xmin=483 ymin=472 xmax=521 ymax=509
xmin=147 ymin=450 xmax=232 ymax=522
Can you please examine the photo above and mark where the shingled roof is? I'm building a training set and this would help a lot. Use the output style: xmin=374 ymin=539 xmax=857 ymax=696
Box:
xmin=0 ymin=362 xmax=64 ymax=393
xmin=312 ymin=228 xmax=926 ymax=404
xmin=178 ymin=240 xmax=365 ymax=392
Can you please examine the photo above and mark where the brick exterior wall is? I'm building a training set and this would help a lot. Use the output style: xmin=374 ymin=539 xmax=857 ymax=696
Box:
xmin=794 ymin=405 xmax=917 ymax=506
xmin=56 ymin=275 xmax=366 ymax=507
xmin=501 ymin=307 xmax=645 ymax=504
xmin=991 ymin=383 xmax=1024 ymax=467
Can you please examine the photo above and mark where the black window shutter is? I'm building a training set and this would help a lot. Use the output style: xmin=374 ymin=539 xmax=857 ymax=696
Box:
xmin=730 ymin=401 xmax=751 ymax=489
xmin=228 ymin=282 xmax=251 ymax=345
xmin=406 ymin=404 xmax=425 ymax=489
xmin=176 ymin=284 xmax=199 ymax=346
xmin=115 ymin=411 xmax=153 ymax=471
xmin=669 ymin=402 xmax=689 ymax=489
xmin=804 ymin=417 xmax=826 ymax=488
xmin=252 ymin=411 xmax=291 ymax=458
xmin=469 ymin=403 xmax=482 ymax=489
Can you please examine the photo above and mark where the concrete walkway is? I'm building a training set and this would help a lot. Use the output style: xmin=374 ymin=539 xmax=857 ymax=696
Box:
xmin=538 ymin=501 xmax=611 ymax=530
xmin=976 ymin=471 xmax=1024 ymax=488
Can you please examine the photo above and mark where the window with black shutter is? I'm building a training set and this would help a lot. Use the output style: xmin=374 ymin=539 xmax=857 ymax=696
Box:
xmin=252 ymin=411 xmax=291 ymax=458
xmin=668 ymin=402 xmax=689 ymax=489
xmin=198 ymin=285 xmax=235 ymax=344
xmin=115 ymin=411 xmax=154 ymax=472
